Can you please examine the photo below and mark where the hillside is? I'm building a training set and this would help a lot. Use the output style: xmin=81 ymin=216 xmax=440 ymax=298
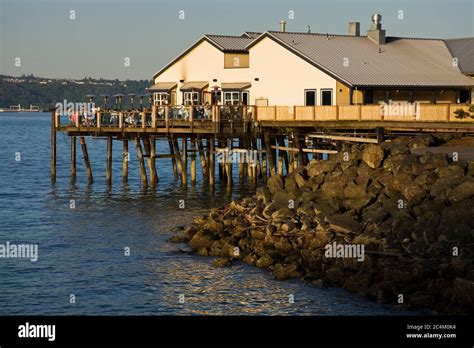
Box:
xmin=0 ymin=74 xmax=152 ymax=109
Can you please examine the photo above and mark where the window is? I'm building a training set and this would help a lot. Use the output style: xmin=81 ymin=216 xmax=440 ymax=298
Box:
xmin=224 ymin=91 xmax=240 ymax=105
xmin=305 ymin=90 xmax=316 ymax=106
xmin=183 ymin=91 xmax=200 ymax=106
xmin=241 ymin=91 xmax=249 ymax=105
xmin=153 ymin=93 xmax=169 ymax=106
xmin=459 ymin=90 xmax=470 ymax=103
xmin=321 ymin=89 xmax=333 ymax=106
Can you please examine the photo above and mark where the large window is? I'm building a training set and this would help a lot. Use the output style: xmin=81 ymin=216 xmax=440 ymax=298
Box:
xmin=183 ymin=91 xmax=200 ymax=106
xmin=321 ymin=89 xmax=333 ymax=106
xmin=305 ymin=89 xmax=316 ymax=106
xmin=153 ymin=93 xmax=169 ymax=106
xmin=223 ymin=91 xmax=240 ymax=105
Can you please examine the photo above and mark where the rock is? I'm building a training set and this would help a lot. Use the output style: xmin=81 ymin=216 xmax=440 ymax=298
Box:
xmin=408 ymin=134 xmax=434 ymax=149
xmin=267 ymin=175 xmax=284 ymax=195
xmin=189 ymin=230 xmax=215 ymax=250
xmin=452 ymin=278 xmax=474 ymax=311
xmin=273 ymin=263 xmax=303 ymax=280
xmin=327 ymin=213 xmax=362 ymax=234
xmin=168 ymin=236 xmax=187 ymax=243
xmin=212 ymin=258 xmax=233 ymax=267
xmin=361 ymin=144 xmax=385 ymax=169
xmin=250 ymin=230 xmax=266 ymax=240
xmin=256 ymin=186 xmax=272 ymax=204
xmin=256 ymin=254 xmax=273 ymax=268
xmin=325 ymin=267 xmax=346 ymax=285
xmin=448 ymin=181 xmax=474 ymax=203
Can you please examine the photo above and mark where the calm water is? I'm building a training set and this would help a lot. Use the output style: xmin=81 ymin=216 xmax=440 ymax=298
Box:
xmin=0 ymin=112 xmax=411 ymax=315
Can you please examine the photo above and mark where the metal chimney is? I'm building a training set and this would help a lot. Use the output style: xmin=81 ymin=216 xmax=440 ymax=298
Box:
xmin=367 ymin=13 xmax=386 ymax=45
xmin=279 ymin=19 xmax=286 ymax=32
xmin=348 ymin=21 xmax=360 ymax=36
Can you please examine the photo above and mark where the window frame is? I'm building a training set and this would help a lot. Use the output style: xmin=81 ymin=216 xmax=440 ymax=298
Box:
xmin=304 ymin=89 xmax=317 ymax=106
xmin=183 ymin=91 xmax=200 ymax=106
xmin=320 ymin=88 xmax=333 ymax=106
xmin=223 ymin=91 xmax=240 ymax=105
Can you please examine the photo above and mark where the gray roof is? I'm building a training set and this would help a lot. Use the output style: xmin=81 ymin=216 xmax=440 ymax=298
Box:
xmin=248 ymin=31 xmax=474 ymax=87
xmin=445 ymin=38 xmax=474 ymax=75
xmin=242 ymin=32 xmax=262 ymax=39
xmin=205 ymin=34 xmax=254 ymax=52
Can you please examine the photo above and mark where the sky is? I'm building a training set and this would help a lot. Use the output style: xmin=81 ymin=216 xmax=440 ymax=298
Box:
xmin=0 ymin=0 xmax=473 ymax=80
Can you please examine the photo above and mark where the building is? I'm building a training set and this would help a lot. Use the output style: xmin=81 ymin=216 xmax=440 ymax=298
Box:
xmin=151 ymin=14 xmax=474 ymax=107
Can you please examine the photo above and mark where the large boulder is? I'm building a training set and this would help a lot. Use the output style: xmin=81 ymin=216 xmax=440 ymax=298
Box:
xmin=361 ymin=144 xmax=385 ymax=169
xmin=273 ymin=263 xmax=303 ymax=280
xmin=448 ymin=180 xmax=474 ymax=203
xmin=189 ymin=230 xmax=216 ymax=250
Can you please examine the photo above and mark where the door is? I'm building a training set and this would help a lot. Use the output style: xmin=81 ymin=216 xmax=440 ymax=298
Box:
xmin=305 ymin=89 xmax=316 ymax=106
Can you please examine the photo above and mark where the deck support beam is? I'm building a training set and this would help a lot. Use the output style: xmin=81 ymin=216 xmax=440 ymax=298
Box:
xmin=168 ymin=137 xmax=179 ymax=180
xmin=79 ymin=136 xmax=93 ymax=184
xmin=135 ymin=137 xmax=148 ymax=187
xmin=106 ymin=136 xmax=112 ymax=186
xmin=51 ymin=111 xmax=56 ymax=183
xmin=122 ymin=139 xmax=128 ymax=183
xmin=209 ymin=137 xmax=215 ymax=189
xmin=150 ymin=136 xmax=157 ymax=187
xmin=70 ymin=136 xmax=76 ymax=182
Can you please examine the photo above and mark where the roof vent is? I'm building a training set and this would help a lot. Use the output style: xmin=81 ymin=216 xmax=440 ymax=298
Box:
xmin=280 ymin=20 xmax=286 ymax=32
xmin=367 ymin=13 xmax=386 ymax=45
xmin=348 ymin=22 xmax=360 ymax=36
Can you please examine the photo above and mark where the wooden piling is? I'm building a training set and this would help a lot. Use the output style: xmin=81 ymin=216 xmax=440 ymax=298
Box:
xmin=70 ymin=136 xmax=76 ymax=182
xmin=50 ymin=111 xmax=56 ymax=183
xmin=172 ymin=139 xmax=186 ymax=186
xmin=190 ymin=137 xmax=197 ymax=185
xmin=197 ymin=137 xmax=208 ymax=179
xmin=261 ymin=136 xmax=268 ymax=179
xmin=143 ymin=138 xmax=158 ymax=184
xmin=122 ymin=139 xmax=128 ymax=183
xmin=168 ymin=138 xmax=179 ymax=180
xmin=225 ymin=138 xmax=233 ymax=187
xmin=79 ymin=136 xmax=93 ymax=184
xmin=150 ymin=136 xmax=157 ymax=187
xmin=264 ymin=132 xmax=276 ymax=176
xmin=135 ymin=137 xmax=148 ymax=187
xmin=209 ymin=137 xmax=215 ymax=189
xmin=106 ymin=136 xmax=112 ymax=186
xmin=182 ymin=137 xmax=188 ymax=187
xmin=279 ymin=136 xmax=289 ymax=174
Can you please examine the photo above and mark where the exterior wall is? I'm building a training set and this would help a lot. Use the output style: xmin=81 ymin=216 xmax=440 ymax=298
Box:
xmin=435 ymin=91 xmax=457 ymax=103
xmin=248 ymin=38 xmax=336 ymax=105
xmin=413 ymin=90 xmax=433 ymax=104
xmin=224 ymin=53 xmax=249 ymax=68
xmin=336 ymin=81 xmax=350 ymax=105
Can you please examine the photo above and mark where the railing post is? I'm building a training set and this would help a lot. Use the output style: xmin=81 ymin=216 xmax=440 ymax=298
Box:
xmin=142 ymin=111 xmax=146 ymax=129
xmin=273 ymin=105 xmax=277 ymax=121
xmin=190 ymin=106 xmax=194 ymax=132
xmin=97 ymin=111 xmax=101 ymax=129
xmin=75 ymin=113 xmax=80 ymax=128
xmin=336 ymin=106 xmax=339 ymax=121
xmin=358 ymin=105 xmax=362 ymax=121
xmin=293 ymin=105 xmax=296 ymax=121
xmin=165 ymin=106 xmax=170 ymax=132
xmin=151 ymin=105 xmax=157 ymax=130
xmin=119 ymin=112 xmax=123 ymax=130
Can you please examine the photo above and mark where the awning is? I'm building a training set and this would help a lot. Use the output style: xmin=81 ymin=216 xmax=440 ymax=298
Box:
xmin=149 ymin=82 xmax=177 ymax=92
xmin=221 ymin=82 xmax=251 ymax=90
xmin=180 ymin=81 xmax=209 ymax=91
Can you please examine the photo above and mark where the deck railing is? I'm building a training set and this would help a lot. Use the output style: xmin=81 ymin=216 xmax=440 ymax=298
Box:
xmin=55 ymin=103 xmax=474 ymax=130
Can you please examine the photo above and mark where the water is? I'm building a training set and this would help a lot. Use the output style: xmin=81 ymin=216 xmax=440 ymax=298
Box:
xmin=0 ymin=112 xmax=411 ymax=315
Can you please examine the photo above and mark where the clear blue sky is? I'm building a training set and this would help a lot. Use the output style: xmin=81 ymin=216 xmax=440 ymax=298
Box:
xmin=1 ymin=0 xmax=473 ymax=80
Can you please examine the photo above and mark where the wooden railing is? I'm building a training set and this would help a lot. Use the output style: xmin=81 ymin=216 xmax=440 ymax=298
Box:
xmin=255 ymin=104 xmax=474 ymax=123
xmin=55 ymin=103 xmax=474 ymax=130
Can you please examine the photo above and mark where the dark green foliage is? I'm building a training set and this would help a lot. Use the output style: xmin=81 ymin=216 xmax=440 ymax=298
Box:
xmin=0 ymin=74 xmax=152 ymax=109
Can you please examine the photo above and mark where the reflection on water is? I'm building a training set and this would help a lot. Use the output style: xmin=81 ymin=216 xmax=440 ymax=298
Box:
xmin=0 ymin=113 xmax=413 ymax=315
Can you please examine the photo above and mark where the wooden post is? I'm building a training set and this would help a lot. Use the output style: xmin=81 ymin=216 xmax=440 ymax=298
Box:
xmin=135 ymin=137 xmax=148 ymax=187
xmin=279 ymin=136 xmax=289 ymax=174
xmin=143 ymin=138 xmax=158 ymax=185
xmin=182 ymin=137 xmax=188 ymax=187
xmin=218 ymin=139 xmax=225 ymax=181
xmin=106 ymin=136 xmax=112 ymax=186
xmin=209 ymin=137 xmax=215 ymax=189
xmin=376 ymin=127 xmax=385 ymax=144
xmin=277 ymin=138 xmax=283 ymax=176
xmin=172 ymin=139 xmax=185 ymax=186
xmin=261 ymin=136 xmax=268 ymax=179
xmin=197 ymin=137 xmax=208 ymax=179
xmin=190 ymin=137 xmax=196 ymax=185
xmin=150 ymin=136 xmax=157 ymax=187
xmin=264 ymin=132 xmax=276 ymax=176
xmin=51 ymin=111 xmax=56 ymax=183
xmin=225 ymin=138 xmax=233 ymax=188
xmin=79 ymin=136 xmax=93 ymax=184
xmin=239 ymin=137 xmax=245 ymax=182
xmin=168 ymin=137 xmax=179 ymax=180
xmin=70 ymin=136 xmax=76 ymax=182
xmin=253 ymin=138 xmax=261 ymax=180
xmin=122 ymin=139 xmax=128 ymax=183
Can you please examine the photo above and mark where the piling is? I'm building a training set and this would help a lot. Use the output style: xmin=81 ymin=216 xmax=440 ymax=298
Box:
xmin=79 ymin=136 xmax=93 ymax=184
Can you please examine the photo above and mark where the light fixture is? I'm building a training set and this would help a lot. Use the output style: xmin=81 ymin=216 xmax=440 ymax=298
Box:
xmin=254 ymin=78 xmax=259 ymax=81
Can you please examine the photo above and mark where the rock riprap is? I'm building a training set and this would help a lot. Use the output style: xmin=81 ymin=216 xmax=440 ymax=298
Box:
xmin=172 ymin=138 xmax=474 ymax=314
